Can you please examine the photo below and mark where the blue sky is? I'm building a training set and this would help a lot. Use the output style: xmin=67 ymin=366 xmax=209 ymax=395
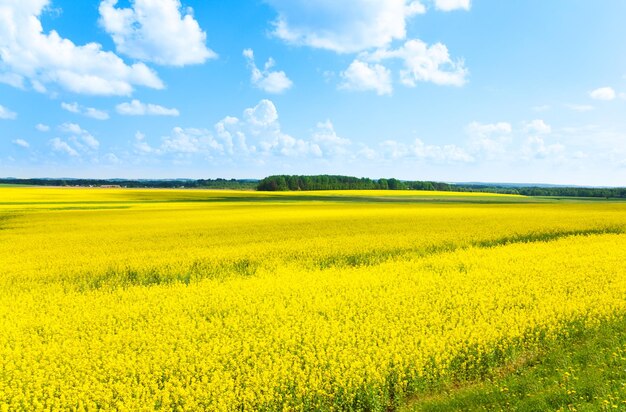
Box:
xmin=1 ymin=0 xmax=626 ymax=185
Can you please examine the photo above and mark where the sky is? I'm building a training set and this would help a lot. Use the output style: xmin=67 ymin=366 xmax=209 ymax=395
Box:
xmin=1 ymin=0 xmax=626 ymax=185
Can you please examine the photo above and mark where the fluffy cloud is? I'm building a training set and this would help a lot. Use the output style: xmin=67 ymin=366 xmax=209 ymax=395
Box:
xmin=59 ymin=123 xmax=100 ymax=150
xmin=266 ymin=0 xmax=427 ymax=53
xmin=367 ymin=39 xmax=468 ymax=87
xmin=243 ymin=49 xmax=293 ymax=94
xmin=524 ymin=119 xmax=551 ymax=134
xmin=12 ymin=138 xmax=29 ymax=148
xmin=0 ymin=0 xmax=163 ymax=95
xmin=35 ymin=123 xmax=50 ymax=132
xmin=160 ymin=127 xmax=224 ymax=154
xmin=0 ymin=104 xmax=17 ymax=119
xmin=265 ymin=1 xmax=468 ymax=91
xmin=226 ymin=99 xmax=321 ymax=157
xmin=465 ymin=119 xmax=570 ymax=163
xmin=522 ymin=136 xmax=564 ymax=160
xmin=377 ymin=138 xmax=474 ymax=163
xmin=136 ymin=100 xmax=355 ymax=160
xmin=434 ymin=0 xmax=471 ymax=11
xmin=589 ymin=87 xmax=616 ymax=101
xmin=466 ymin=121 xmax=513 ymax=159
xmin=99 ymin=0 xmax=216 ymax=66
xmin=50 ymin=137 xmax=79 ymax=157
xmin=311 ymin=120 xmax=351 ymax=156
xmin=61 ymin=102 xmax=110 ymax=120
xmin=340 ymin=60 xmax=393 ymax=95
xmin=116 ymin=100 xmax=180 ymax=116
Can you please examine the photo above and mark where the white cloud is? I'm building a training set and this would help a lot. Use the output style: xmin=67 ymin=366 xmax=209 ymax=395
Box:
xmin=84 ymin=107 xmax=110 ymax=120
xmin=161 ymin=127 xmax=223 ymax=154
xmin=266 ymin=0 xmax=427 ymax=53
xmin=116 ymin=100 xmax=180 ymax=116
xmin=50 ymin=137 xmax=79 ymax=157
xmin=35 ymin=123 xmax=50 ymax=132
xmin=522 ymin=136 xmax=565 ymax=160
xmin=0 ymin=0 xmax=163 ymax=95
xmin=243 ymin=49 xmax=293 ymax=94
xmin=434 ymin=0 xmax=471 ymax=11
xmin=61 ymin=102 xmax=80 ymax=114
xmin=237 ymin=99 xmax=320 ymax=157
xmin=378 ymin=138 xmax=473 ymax=163
xmin=589 ymin=87 xmax=616 ymax=101
xmin=61 ymin=102 xmax=110 ymax=120
xmin=340 ymin=60 xmax=393 ymax=95
xmin=465 ymin=121 xmax=513 ymax=159
xmin=0 ymin=104 xmax=17 ymax=119
xmin=524 ymin=119 xmax=552 ymax=135
xmin=311 ymin=120 xmax=351 ymax=156
xmin=565 ymin=104 xmax=594 ymax=112
xmin=0 ymin=72 xmax=23 ymax=88
xmin=466 ymin=121 xmax=513 ymax=135
xmin=367 ymin=39 xmax=468 ymax=87
xmin=133 ymin=131 xmax=155 ymax=154
xmin=12 ymin=138 xmax=29 ymax=148
xmin=99 ymin=0 xmax=216 ymax=66
xmin=59 ymin=123 xmax=100 ymax=150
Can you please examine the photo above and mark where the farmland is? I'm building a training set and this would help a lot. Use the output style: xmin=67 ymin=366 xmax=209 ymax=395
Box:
xmin=1 ymin=188 xmax=626 ymax=410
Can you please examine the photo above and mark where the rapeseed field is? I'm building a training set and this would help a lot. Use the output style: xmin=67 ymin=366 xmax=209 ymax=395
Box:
xmin=1 ymin=188 xmax=626 ymax=410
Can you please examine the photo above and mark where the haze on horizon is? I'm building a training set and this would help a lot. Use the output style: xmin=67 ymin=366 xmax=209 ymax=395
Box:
xmin=1 ymin=0 xmax=626 ymax=186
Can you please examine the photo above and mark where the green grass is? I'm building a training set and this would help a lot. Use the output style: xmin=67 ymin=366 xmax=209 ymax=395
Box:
xmin=401 ymin=315 xmax=626 ymax=411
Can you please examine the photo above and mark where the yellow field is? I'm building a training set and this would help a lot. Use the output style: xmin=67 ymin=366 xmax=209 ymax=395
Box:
xmin=1 ymin=188 xmax=626 ymax=410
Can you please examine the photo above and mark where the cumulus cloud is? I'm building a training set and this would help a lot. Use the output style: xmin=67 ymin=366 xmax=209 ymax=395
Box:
xmin=12 ymin=138 xmax=29 ymax=148
xmin=465 ymin=121 xmax=513 ymax=159
xmin=99 ymin=0 xmax=216 ymax=66
xmin=160 ymin=127 xmax=224 ymax=154
xmin=311 ymin=120 xmax=351 ymax=156
xmin=524 ymin=119 xmax=552 ymax=134
xmin=464 ymin=119 xmax=570 ymax=163
xmin=59 ymin=123 xmax=100 ymax=150
xmin=367 ymin=39 xmax=468 ymax=87
xmin=50 ymin=137 xmax=79 ymax=157
xmin=522 ymin=136 xmax=565 ymax=160
xmin=590 ymin=87 xmax=616 ymax=101
xmin=231 ymin=99 xmax=321 ymax=157
xmin=0 ymin=104 xmax=17 ymax=119
xmin=265 ymin=1 xmax=468 ymax=91
xmin=61 ymin=102 xmax=110 ymax=120
xmin=434 ymin=0 xmax=471 ymax=11
xmin=35 ymin=123 xmax=50 ymax=132
xmin=0 ymin=0 xmax=163 ymax=95
xmin=135 ymin=100 xmax=356 ymax=160
xmin=340 ymin=60 xmax=393 ymax=95
xmin=243 ymin=49 xmax=293 ymax=94
xmin=116 ymin=100 xmax=180 ymax=116
xmin=376 ymin=138 xmax=474 ymax=163
xmin=266 ymin=0 xmax=427 ymax=53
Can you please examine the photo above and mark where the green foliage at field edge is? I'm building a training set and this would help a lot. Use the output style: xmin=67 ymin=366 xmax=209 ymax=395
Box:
xmin=402 ymin=315 xmax=626 ymax=411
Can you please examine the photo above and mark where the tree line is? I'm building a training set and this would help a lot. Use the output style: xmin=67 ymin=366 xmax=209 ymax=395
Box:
xmin=0 ymin=178 xmax=257 ymax=190
xmin=257 ymin=175 xmax=626 ymax=198
xmin=3 ymin=175 xmax=625 ymax=198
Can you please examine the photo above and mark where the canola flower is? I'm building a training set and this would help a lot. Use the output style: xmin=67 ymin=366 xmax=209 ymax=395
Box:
xmin=1 ymin=188 xmax=626 ymax=410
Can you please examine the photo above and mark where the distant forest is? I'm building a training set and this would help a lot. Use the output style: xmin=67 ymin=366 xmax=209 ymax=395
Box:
xmin=0 ymin=178 xmax=257 ymax=190
xmin=257 ymin=175 xmax=626 ymax=199
xmin=2 ymin=175 xmax=626 ymax=198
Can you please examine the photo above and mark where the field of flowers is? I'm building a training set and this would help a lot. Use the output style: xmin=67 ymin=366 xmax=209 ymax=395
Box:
xmin=1 ymin=187 xmax=626 ymax=410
